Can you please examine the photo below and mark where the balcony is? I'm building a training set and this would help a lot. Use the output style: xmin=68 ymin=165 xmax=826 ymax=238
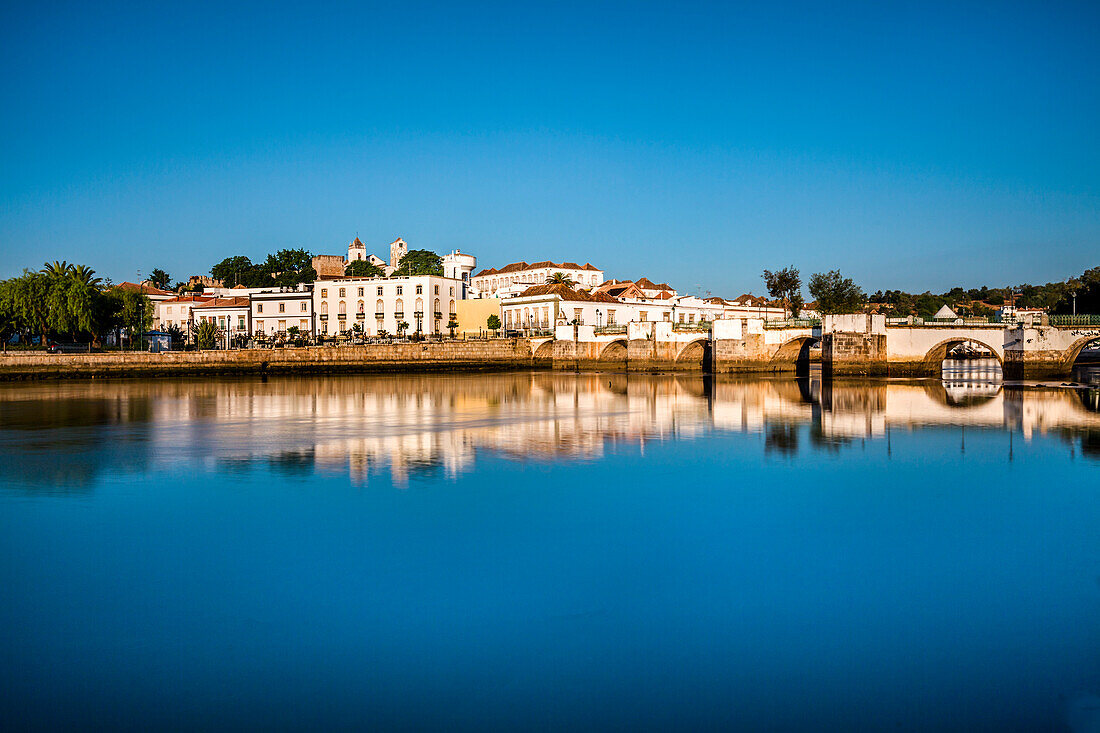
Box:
xmin=413 ymin=311 xmax=424 ymax=319
xmin=319 ymin=314 xmax=328 ymax=320
xmin=394 ymin=311 xmax=404 ymax=319
xmin=375 ymin=312 xmax=385 ymax=319
xmin=434 ymin=312 xmax=443 ymax=320
xmin=355 ymin=312 xmax=365 ymax=319
xmin=337 ymin=314 xmax=346 ymax=320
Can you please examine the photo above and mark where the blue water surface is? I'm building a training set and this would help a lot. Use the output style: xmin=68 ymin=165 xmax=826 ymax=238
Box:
xmin=1 ymin=372 xmax=1098 ymax=731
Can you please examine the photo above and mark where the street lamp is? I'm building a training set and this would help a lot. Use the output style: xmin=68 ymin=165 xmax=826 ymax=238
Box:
xmin=596 ymin=309 xmax=602 ymax=328
xmin=1072 ymin=290 xmax=1077 ymax=316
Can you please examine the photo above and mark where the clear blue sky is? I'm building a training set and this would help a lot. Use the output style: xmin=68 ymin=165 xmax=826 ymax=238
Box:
xmin=2 ymin=0 xmax=1098 ymax=296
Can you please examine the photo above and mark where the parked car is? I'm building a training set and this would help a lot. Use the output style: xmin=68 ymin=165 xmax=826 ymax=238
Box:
xmin=47 ymin=342 xmax=91 ymax=354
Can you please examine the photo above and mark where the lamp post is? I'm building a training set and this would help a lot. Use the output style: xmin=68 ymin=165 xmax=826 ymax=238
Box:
xmin=1072 ymin=290 xmax=1077 ymax=316
xmin=596 ymin=309 xmax=601 ymax=328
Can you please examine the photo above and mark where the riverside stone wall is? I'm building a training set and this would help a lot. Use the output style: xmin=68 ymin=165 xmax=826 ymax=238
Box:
xmin=0 ymin=340 xmax=535 ymax=380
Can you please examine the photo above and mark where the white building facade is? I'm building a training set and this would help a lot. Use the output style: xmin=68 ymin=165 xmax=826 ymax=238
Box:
xmin=251 ymin=290 xmax=314 ymax=336
xmin=470 ymin=261 xmax=604 ymax=298
xmin=313 ymin=275 xmax=463 ymax=336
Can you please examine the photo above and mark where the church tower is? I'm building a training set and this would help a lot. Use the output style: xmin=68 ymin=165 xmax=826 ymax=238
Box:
xmin=347 ymin=236 xmax=366 ymax=262
xmin=389 ymin=238 xmax=408 ymax=269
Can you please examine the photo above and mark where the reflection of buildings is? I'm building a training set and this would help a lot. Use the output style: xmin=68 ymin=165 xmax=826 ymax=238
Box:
xmin=2 ymin=369 xmax=1099 ymax=489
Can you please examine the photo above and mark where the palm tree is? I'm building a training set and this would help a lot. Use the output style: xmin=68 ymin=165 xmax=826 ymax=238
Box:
xmin=71 ymin=264 xmax=102 ymax=288
xmin=546 ymin=272 xmax=575 ymax=287
xmin=149 ymin=268 xmax=171 ymax=290
xmin=42 ymin=260 xmax=74 ymax=278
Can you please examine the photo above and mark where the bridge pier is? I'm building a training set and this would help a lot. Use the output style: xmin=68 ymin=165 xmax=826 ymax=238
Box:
xmin=821 ymin=314 xmax=888 ymax=376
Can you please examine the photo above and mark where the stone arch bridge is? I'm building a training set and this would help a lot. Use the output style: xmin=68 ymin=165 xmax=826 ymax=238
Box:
xmin=529 ymin=314 xmax=1099 ymax=378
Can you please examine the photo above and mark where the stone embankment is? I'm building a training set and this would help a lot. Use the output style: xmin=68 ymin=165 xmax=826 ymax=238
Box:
xmin=0 ymin=340 xmax=535 ymax=380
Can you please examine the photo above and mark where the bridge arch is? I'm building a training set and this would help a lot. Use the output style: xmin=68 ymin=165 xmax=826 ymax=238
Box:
xmin=674 ymin=338 xmax=710 ymax=370
xmin=1065 ymin=334 xmax=1100 ymax=368
xmin=533 ymin=340 xmax=554 ymax=363
xmin=770 ymin=336 xmax=819 ymax=373
xmin=598 ymin=339 xmax=628 ymax=363
xmin=923 ymin=337 xmax=1003 ymax=370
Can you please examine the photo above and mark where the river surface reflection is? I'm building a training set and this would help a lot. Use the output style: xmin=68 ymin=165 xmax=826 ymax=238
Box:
xmin=1 ymin=370 xmax=1099 ymax=730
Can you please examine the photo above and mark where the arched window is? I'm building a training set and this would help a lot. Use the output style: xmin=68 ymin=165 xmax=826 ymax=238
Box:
xmin=433 ymin=298 xmax=440 ymax=315
xmin=376 ymin=299 xmax=384 ymax=315
xmin=338 ymin=301 xmax=346 ymax=315
xmin=449 ymin=300 xmax=455 ymax=314
xmin=357 ymin=300 xmax=364 ymax=313
xmin=395 ymin=298 xmax=403 ymax=313
xmin=320 ymin=302 xmax=328 ymax=315
xmin=415 ymin=298 xmax=424 ymax=313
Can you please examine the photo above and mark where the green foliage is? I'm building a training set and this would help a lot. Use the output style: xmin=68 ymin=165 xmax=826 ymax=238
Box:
xmin=546 ymin=272 xmax=575 ymax=286
xmin=149 ymin=268 xmax=171 ymax=289
xmin=1052 ymin=266 xmax=1100 ymax=315
xmin=392 ymin=249 xmax=443 ymax=276
xmin=195 ymin=320 xmax=218 ymax=349
xmin=447 ymin=313 xmax=459 ymax=336
xmin=116 ymin=289 xmax=153 ymax=343
xmin=211 ymin=249 xmax=315 ymax=288
xmin=808 ymin=270 xmax=866 ymax=315
xmin=762 ymin=266 xmax=802 ymax=317
xmin=346 ymin=259 xmax=384 ymax=277
xmin=486 ymin=314 xmax=501 ymax=331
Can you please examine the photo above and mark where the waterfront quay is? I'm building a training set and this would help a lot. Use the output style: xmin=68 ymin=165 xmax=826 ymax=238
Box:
xmin=4 ymin=312 xmax=1099 ymax=380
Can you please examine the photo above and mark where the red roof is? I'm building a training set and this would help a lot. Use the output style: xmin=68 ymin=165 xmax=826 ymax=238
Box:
xmin=473 ymin=261 xmax=604 ymax=278
xmin=192 ymin=297 xmax=250 ymax=309
xmin=515 ymin=284 xmax=620 ymax=303
xmin=114 ymin=281 xmax=175 ymax=297
xmin=158 ymin=295 xmax=213 ymax=305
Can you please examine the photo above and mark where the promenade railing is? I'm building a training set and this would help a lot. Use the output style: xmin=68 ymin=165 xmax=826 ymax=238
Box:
xmin=762 ymin=318 xmax=820 ymax=329
xmin=1049 ymin=314 xmax=1100 ymax=326
xmin=594 ymin=325 xmax=628 ymax=335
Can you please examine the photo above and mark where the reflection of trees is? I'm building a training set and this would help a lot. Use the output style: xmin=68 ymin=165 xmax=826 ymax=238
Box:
xmin=765 ymin=423 xmax=799 ymax=456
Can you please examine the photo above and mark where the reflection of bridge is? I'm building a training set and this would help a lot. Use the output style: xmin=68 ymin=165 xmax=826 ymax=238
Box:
xmin=533 ymin=314 xmax=1100 ymax=378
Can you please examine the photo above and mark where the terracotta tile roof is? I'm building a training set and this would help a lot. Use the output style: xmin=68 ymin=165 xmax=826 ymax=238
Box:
xmin=114 ymin=281 xmax=175 ymax=297
xmin=516 ymin=284 xmax=621 ymax=303
xmin=193 ymin=297 xmax=250 ymax=309
xmin=473 ymin=261 xmax=604 ymax=278
xmin=158 ymin=295 xmax=213 ymax=305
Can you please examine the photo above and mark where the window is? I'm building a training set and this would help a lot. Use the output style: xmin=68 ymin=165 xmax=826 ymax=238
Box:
xmin=433 ymin=285 xmax=439 ymax=295
xmin=339 ymin=288 xmax=346 ymax=297
xmin=256 ymin=319 xmax=263 ymax=330
xmin=238 ymin=317 xmax=245 ymax=329
xmin=679 ymin=313 xmax=685 ymax=322
xmin=358 ymin=287 xmax=364 ymax=297
xmin=449 ymin=286 xmax=455 ymax=296
xmin=300 ymin=319 xmax=308 ymax=331
xmin=321 ymin=302 xmax=328 ymax=314
xmin=689 ymin=313 xmax=695 ymax=323
xmin=416 ymin=285 xmax=423 ymax=295
xmin=357 ymin=300 xmax=364 ymax=313
xmin=320 ymin=289 xmax=328 ymax=297
xmin=257 ymin=304 xmax=263 ymax=313
xmin=640 ymin=311 xmax=648 ymax=322
xmin=396 ymin=286 xmax=402 ymax=295
xmin=377 ymin=286 xmax=383 ymax=296
xmin=663 ymin=312 xmax=670 ymax=321
xmin=339 ymin=301 xmax=346 ymax=315
xmin=300 ymin=302 xmax=307 ymax=312
xmin=278 ymin=302 xmax=285 ymax=313
xmin=218 ymin=317 xmax=226 ymax=329
xmin=608 ymin=310 xmax=616 ymax=325
xmin=572 ymin=308 xmax=583 ymax=324
xmin=278 ymin=320 xmax=286 ymax=332
xmin=166 ymin=306 xmax=172 ymax=315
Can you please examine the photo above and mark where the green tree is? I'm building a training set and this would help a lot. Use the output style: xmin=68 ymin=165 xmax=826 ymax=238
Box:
xmin=116 ymin=289 xmax=153 ymax=349
xmin=762 ymin=266 xmax=802 ymax=318
xmin=808 ymin=270 xmax=867 ymax=315
xmin=149 ymin=268 xmax=171 ymax=290
xmin=546 ymin=272 xmax=575 ymax=286
xmin=447 ymin=313 xmax=459 ymax=337
xmin=392 ymin=250 xmax=443 ymax=276
xmin=486 ymin=314 xmax=501 ymax=333
xmin=71 ymin=264 xmax=102 ymax=288
xmin=397 ymin=320 xmax=409 ymax=336
xmin=42 ymin=261 xmax=74 ymax=278
xmin=346 ymin=260 xmax=384 ymax=277
xmin=211 ymin=256 xmax=255 ymax=288
xmin=265 ymin=248 xmax=316 ymax=287
xmin=195 ymin=320 xmax=218 ymax=350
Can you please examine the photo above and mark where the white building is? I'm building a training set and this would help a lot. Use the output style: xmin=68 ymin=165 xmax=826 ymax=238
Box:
xmin=251 ymin=290 xmax=314 ymax=336
xmin=192 ymin=297 xmax=251 ymax=345
xmin=500 ymin=284 xmax=671 ymax=331
xmin=313 ymin=275 xmax=463 ymax=336
xmin=471 ymin=261 xmax=604 ymax=298
xmin=154 ymin=294 xmax=214 ymax=332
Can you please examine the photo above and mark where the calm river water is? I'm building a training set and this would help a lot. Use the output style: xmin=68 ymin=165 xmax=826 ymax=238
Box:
xmin=2 ymin=368 xmax=1099 ymax=731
